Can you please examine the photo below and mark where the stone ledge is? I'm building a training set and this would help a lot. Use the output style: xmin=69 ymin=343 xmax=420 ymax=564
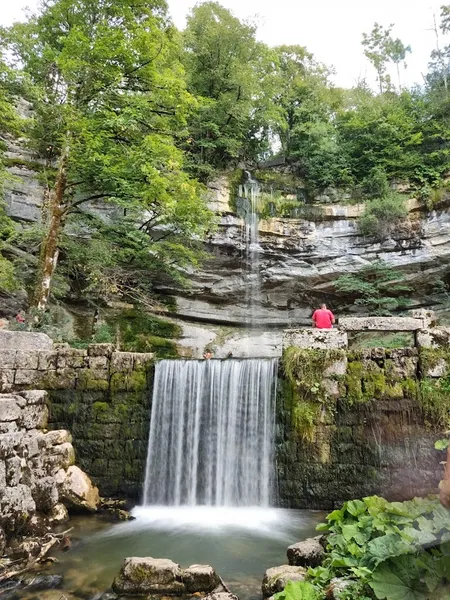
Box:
xmin=0 ymin=331 xmax=53 ymax=351
xmin=283 ymin=329 xmax=348 ymax=350
xmin=339 ymin=317 xmax=425 ymax=332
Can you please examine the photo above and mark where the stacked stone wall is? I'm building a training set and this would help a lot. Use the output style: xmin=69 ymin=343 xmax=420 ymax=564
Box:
xmin=277 ymin=347 xmax=445 ymax=510
xmin=0 ymin=339 xmax=154 ymax=500
xmin=0 ymin=390 xmax=99 ymax=534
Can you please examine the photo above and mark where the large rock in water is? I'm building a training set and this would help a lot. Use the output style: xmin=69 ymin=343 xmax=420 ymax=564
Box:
xmin=183 ymin=564 xmax=221 ymax=593
xmin=287 ymin=538 xmax=325 ymax=568
xmin=112 ymin=557 xmax=185 ymax=595
xmin=262 ymin=565 xmax=307 ymax=598
xmin=59 ymin=466 xmax=100 ymax=512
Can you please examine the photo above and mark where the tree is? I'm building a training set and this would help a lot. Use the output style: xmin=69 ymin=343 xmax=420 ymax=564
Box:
xmin=269 ymin=45 xmax=351 ymax=189
xmin=362 ymin=23 xmax=410 ymax=92
xmin=335 ymin=261 xmax=412 ymax=315
xmin=182 ymin=2 xmax=268 ymax=180
xmin=1 ymin=0 xmax=212 ymax=314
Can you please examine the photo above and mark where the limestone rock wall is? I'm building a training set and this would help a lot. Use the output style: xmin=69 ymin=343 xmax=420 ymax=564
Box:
xmin=1 ymin=341 xmax=154 ymax=499
xmin=0 ymin=390 xmax=97 ymax=534
xmin=276 ymin=347 xmax=444 ymax=510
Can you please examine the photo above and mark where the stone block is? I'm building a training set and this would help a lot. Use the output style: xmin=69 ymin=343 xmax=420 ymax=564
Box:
xmin=322 ymin=379 xmax=340 ymax=398
xmin=132 ymin=352 xmax=154 ymax=368
xmin=37 ymin=351 xmax=58 ymax=370
xmin=424 ymin=358 xmax=449 ymax=378
xmin=88 ymin=344 xmax=115 ymax=357
xmin=0 ymin=370 xmax=15 ymax=393
xmin=283 ymin=329 xmax=348 ymax=350
xmin=113 ymin=557 xmax=185 ymax=595
xmin=14 ymin=351 xmax=39 ymax=370
xmin=0 ymin=350 xmax=17 ymax=369
xmin=6 ymin=456 xmax=23 ymax=486
xmin=416 ymin=328 xmax=450 ymax=349
xmin=0 ymin=331 xmax=53 ymax=351
xmin=0 ymin=484 xmax=36 ymax=531
xmin=0 ymin=433 xmax=24 ymax=458
xmin=89 ymin=356 xmax=109 ymax=370
xmin=18 ymin=390 xmax=47 ymax=405
xmin=339 ymin=316 xmax=424 ymax=332
xmin=32 ymin=476 xmax=59 ymax=511
xmin=110 ymin=352 xmax=134 ymax=372
xmin=0 ymin=421 xmax=19 ymax=433
xmin=53 ymin=368 xmax=77 ymax=389
xmin=0 ymin=396 xmax=21 ymax=421
xmin=14 ymin=369 xmax=40 ymax=386
xmin=411 ymin=309 xmax=436 ymax=328
xmin=49 ymin=442 xmax=76 ymax=469
xmin=18 ymin=404 xmax=49 ymax=430
xmin=64 ymin=353 xmax=88 ymax=369
xmin=44 ymin=430 xmax=72 ymax=446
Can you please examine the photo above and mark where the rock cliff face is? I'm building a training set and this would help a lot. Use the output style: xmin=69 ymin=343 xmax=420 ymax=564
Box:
xmin=3 ymin=151 xmax=450 ymax=357
xmin=164 ymin=180 xmax=450 ymax=330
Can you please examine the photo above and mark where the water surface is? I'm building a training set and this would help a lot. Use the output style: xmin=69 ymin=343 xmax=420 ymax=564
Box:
xmin=31 ymin=506 xmax=324 ymax=600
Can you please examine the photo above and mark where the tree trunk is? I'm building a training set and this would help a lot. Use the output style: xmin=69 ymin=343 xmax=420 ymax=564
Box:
xmin=33 ymin=146 xmax=69 ymax=314
xmin=440 ymin=445 xmax=450 ymax=509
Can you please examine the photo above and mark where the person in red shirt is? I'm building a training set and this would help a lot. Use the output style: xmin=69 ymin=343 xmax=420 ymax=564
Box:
xmin=312 ymin=303 xmax=335 ymax=329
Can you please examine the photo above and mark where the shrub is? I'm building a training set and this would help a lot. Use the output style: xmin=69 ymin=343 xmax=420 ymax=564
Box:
xmin=358 ymin=192 xmax=408 ymax=239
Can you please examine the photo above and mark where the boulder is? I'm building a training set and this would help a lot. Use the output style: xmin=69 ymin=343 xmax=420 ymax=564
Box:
xmin=262 ymin=565 xmax=307 ymax=598
xmin=60 ymin=466 xmax=100 ymax=512
xmin=325 ymin=578 xmax=354 ymax=599
xmin=183 ymin=565 xmax=221 ymax=593
xmin=112 ymin=557 xmax=185 ymax=595
xmin=287 ymin=538 xmax=325 ymax=568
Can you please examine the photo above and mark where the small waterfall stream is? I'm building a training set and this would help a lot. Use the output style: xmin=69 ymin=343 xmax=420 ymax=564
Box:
xmin=143 ymin=358 xmax=278 ymax=507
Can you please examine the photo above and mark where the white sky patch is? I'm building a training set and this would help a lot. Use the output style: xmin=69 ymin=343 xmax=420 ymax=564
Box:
xmin=1 ymin=0 xmax=446 ymax=89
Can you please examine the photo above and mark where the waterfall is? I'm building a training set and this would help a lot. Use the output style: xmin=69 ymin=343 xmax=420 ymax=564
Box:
xmin=143 ymin=358 xmax=278 ymax=507
xmin=239 ymin=172 xmax=262 ymax=327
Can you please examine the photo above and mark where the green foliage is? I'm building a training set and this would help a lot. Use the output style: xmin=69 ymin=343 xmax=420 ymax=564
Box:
xmin=435 ymin=439 xmax=450 ymax=451
xmin=358 ymin=192 xmax=408 ymax=239
xmin=1 ymin=0 xmax=213 ymax=309
xmin=349 ymin=332 xmax=413 ymax=350
xmin=182 ymin=2 xmax=270 ymax=179
xmin=335 ymin=261 xmax=412 ymax=315
xmin=283 ymin=347 xmax=345 ymax=440
xmin=307 ymin=496 xmax=450 ymax=599
xmin=273 ymin=580 xmax=321 ymax=600
xmin=420 ymin=376 xmax=450 ymax=430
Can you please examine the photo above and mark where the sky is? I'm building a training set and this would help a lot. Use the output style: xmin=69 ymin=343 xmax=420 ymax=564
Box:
xmin=1 ymin=0 xmax=446 ymax=89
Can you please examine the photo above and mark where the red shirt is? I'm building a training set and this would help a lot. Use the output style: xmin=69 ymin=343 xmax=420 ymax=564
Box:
xmin=312 ymin=309 xmax=334 ymax=329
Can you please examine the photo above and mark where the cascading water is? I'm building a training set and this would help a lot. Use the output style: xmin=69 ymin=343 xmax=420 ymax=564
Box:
xmin=239 ymin=171 xmax=262 ymax=327
xmin=143 ymin=358 xmax=278 ymax=507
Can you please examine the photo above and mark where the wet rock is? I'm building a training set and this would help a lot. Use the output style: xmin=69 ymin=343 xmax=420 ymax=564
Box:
xmin=203 ymin=593 xmax=238 ymax=600
xmin=49 ymin=502 xmax=69 ymax=523
xmin=22 ymin=574 xmax=63 ymax=591
xmin=183 ymin=564 xmax=221 ymax=593
xmin=98 ymin=593 xmax=118 ymax=600
xmin=262 ymin=565 xmax=307 ymax=598
xmin=287 ymin=537 xmax=325 ymax=568
xmin=60 ymin=466 xmax=100 ymax=512
xmin=112 ymin=557 xmax=185 ymax=595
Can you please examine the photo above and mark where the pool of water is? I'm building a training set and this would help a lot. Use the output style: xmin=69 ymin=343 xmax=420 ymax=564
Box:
xmin=18 ymin=506 xmax=325 ymax=600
